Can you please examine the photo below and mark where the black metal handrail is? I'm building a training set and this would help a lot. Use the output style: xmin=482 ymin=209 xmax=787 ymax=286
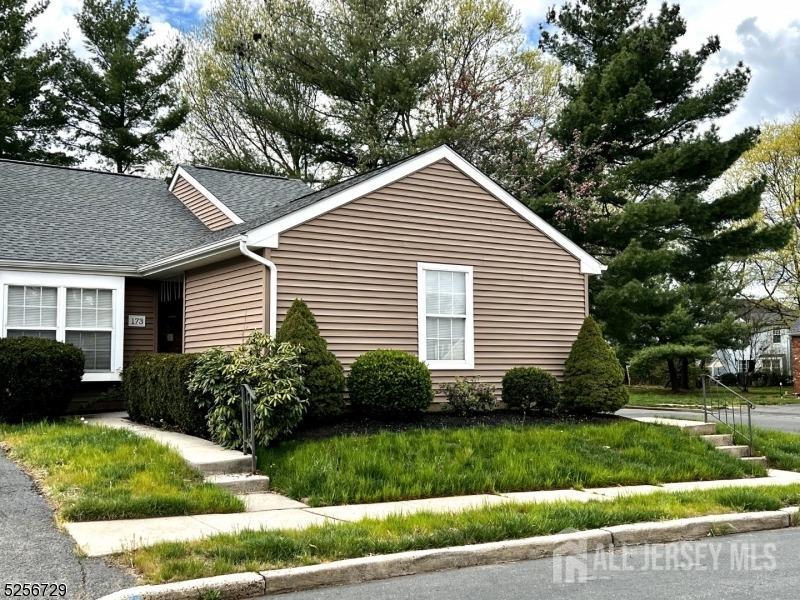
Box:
xmin=240 ymin=383 xmax=257 ymax=475
xmin=700 ymin=374 xmax=754 ymax=453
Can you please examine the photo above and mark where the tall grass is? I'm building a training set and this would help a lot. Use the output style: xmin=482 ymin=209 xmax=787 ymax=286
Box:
xmin=128 ymin=484 xmax=800 ymax=583
xmin=258 ymin=420 xmax=765 ymax=506
xmin=628 ymin=385 xmax=797 ymax=407
xmin=0 ymin=421 xmax=244 ymax=521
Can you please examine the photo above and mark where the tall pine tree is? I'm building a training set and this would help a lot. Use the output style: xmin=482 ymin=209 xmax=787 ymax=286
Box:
xmin=59 ymin=0 xmax=187 ymax=172
xmin=0 ymin=0 xmax=71 ymax=164
xmin=534 ymin=0 xmax=791 ymax=389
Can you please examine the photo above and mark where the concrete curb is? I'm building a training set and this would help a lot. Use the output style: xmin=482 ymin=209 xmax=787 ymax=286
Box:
xmin=99 ymin=509 xmax=796 ymax=600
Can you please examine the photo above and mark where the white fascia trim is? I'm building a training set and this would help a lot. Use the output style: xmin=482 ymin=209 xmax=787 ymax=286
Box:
xmin=0 ymin=259 xmax=136 ymax=276
xmin=417 ymin=262 xmax=475 ymax=370
xmin=0 ymin=270 xmax=125 ymax=382
xmin=138 ymin=236 xmax=244 ymax=276
xmin=170 ymin=166 xmax=244 ymax=225
xmin=246 ymin=146 xmax=605 ymax=275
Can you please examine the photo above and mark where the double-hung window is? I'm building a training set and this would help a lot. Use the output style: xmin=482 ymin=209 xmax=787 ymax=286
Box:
xmin=1 ymin=272 xmax=124 ymax=380
xmin=418 ymin=263 xmax=474 ymax=369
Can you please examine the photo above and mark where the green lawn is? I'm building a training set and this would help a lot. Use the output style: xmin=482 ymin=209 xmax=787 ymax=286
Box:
xmin=258 ymin=420 xmax=764 ymax=506
xmin=745 ymin=427 xmax=800 ymax=472
xmin=627 ymin=385 xmax=798 ymax=407
xmin=0 ymin=421 xmax=244 ymax=521
xmin=129 ymin=484 xmax=800 ymax=583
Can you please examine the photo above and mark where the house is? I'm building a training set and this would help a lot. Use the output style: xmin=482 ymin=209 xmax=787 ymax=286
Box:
xmin=709 ymin=303 xmax=793 ymax=379
xmin=0 ymin=145 xmax=604 ymax=405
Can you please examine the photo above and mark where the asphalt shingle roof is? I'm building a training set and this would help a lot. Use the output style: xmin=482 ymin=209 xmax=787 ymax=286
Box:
xmin=181 ymin=165 xmax=311 ymax=222
xmin=0 ymin=160 xmax=211 ymax=269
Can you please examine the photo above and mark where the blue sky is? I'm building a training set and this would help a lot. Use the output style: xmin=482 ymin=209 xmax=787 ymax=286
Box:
xmin=33 ymin=0 xmax=800 ymax=140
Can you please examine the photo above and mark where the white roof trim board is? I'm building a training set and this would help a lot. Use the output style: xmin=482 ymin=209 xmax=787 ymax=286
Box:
xmin=245 ymin=146 xmax=605 ymax=275
xmin=169 ymin=166 xmax=245 ymax=226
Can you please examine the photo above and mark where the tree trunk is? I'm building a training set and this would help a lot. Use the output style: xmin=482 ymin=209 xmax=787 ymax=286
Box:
xmin=667 ymin=358 xmax=680 ymax=392
xmin=680 ymin=357 xmax=689 ymax=390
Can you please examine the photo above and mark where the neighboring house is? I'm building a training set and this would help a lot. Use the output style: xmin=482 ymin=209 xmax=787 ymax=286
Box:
xmin=710 ymin=303 xmax=793 ymax=378
xmin=0 ymin=145 xmax=603 ymax=403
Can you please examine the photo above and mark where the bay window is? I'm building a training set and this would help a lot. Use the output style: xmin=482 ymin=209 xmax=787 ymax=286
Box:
xmin=1 ymin=272 xmax=124 ymax=381
xmin=417 ymin=262 xmax=474 ymax=369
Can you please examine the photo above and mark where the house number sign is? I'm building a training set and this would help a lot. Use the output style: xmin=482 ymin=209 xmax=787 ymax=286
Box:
xmin=128 ymin=315 xmax=146 ymax=327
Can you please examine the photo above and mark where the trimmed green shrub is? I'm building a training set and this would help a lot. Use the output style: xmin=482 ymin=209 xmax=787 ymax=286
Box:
xmin=501 ymin=367 xmax=559 ymax=414
xmin=441 ymin=377 xmax=497 ymax=415
xmin=560 ymin=316 xmax=628 ymax=414
xmin=348 ymin=350 xmax=433 ymax=417
xmin=0 ymin=337 xmax=84 ymax=422
xmin=188 ymin=331 xmax=307 ymax=449
xmin=123 ymin=353 xmax=206 ymax=436
xmin=276 ymin=298 xmax=345 ymax=420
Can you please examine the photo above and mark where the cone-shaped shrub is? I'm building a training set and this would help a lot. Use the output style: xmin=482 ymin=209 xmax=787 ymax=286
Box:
xmin=560 ymin=316 xmax=628 ymax=414
xmin=276 ymin=298 xmax=345 ymax=419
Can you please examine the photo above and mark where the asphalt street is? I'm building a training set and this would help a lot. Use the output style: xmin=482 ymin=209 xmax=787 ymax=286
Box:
xmin=271 ymin=528 xmax=800 ymax=600
xmin=618 ymin=405 xmax=800 ymax=432
xmin=0 ymin=450 xmax=134 ymax=600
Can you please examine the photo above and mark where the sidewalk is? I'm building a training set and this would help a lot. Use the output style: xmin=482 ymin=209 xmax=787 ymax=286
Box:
xmin=66 ymin=468 xmax=800 ymax=556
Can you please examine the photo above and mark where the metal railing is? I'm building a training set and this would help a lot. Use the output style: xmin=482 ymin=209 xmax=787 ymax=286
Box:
xmin=240 ymin=383 xmax=257 ymax=475
xmin=700 ymin=374 xmax=754 ymax=453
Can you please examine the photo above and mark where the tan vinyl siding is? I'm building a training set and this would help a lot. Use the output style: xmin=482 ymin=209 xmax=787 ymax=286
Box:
xmin=270 ymin=159 xmax=588 ymax=398
xmin=184 ymin=256 xmax=266 ymax=352
xmin=123 ymin=278 xmax=157 ymax=364
xmin=172 ymin=175 xmax=234 ymax=231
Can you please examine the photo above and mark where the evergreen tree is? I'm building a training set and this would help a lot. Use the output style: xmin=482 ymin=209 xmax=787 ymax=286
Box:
xmin=0 ymin=0 xmax=71 ymax=164
xmin=276 ymin=298 xmax=346 ymax=419
xmin=59 ymin=0 xmax=187 ymax=172
xmin=535 ymin=0 xmax=791 ymax=389
xmin=561 ymin=316 xmax=627 ymax=413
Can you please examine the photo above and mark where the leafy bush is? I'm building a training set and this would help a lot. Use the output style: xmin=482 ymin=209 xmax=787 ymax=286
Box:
xmin=0 ymin=337 xmax=84 ymax=422
xmin=440 ymin=377 xmax=497 ymax=415
xmin=501 ymin=367 xmax=559 ymax=414
xmin=188 ymin=331 xmax=307 ymax=448
xmin=348 ymin=350 xmax=433 ymax=417
xmin=561 ymin=316 xmax=628 ymax=414
xmin=276 ymin=298 xmax=345 ymax=420
xmin=124 ymin=353 xmax=206 ymax=436
xmin=717 ymin=372 xmax=739 ymax=387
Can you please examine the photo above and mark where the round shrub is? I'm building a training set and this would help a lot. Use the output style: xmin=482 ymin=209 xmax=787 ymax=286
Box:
xmin=560 ymin=316 xmax=628 ymax=414
xmin=348 ymin=350 xmax=433 ymax=417
xmin=276 ymin=298 xmax=346 ymax=420
xmin=0 ymin=337 xmax=84 ymax=422
xmin=501 ymin=367 xmax=559 ymax=413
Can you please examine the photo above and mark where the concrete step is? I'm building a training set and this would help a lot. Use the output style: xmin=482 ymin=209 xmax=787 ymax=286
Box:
xmin=701 ymin=434 xmax=734 ymax=447
xmin=718 ymin=445 xmax=751 ymax=458
xmin=205 ymin=473 xmax=270 ymax=494
xmin=741 ymin=456 xmax=769 ymax=468
xmin=191 ymin=456 xmax=254 ymax=476
xmin=682 ymin=422 xmax=717 ymax=436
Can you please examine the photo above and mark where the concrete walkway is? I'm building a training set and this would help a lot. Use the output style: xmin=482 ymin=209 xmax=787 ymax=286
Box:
xmin=66 ymin=468 xmax=800 ymax=557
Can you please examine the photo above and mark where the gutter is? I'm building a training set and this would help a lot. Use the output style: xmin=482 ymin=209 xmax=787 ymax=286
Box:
xmin=138 ymin=236 xmax=243 ymax=276
xmin=239 ymin=240 xmax=278 ymax=337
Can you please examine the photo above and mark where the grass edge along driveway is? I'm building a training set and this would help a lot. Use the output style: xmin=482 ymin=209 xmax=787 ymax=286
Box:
xmin=128 ymin=483 xmax=800 ymax=583
xmin=259 ymin=420 xmax=765 ymax=506
xmin=0 ymin=420 xmax=244 ymax=522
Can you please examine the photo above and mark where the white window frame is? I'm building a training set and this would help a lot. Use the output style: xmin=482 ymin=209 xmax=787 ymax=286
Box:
xmin=417 ymin=262 xmax=474 ymax=370
xmin=0 ymin=271 xmax=125 ymax=382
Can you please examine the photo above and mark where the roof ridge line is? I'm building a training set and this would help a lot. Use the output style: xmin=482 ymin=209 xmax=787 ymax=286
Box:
xmin=0 ymin=157 xmax=161 ymax=180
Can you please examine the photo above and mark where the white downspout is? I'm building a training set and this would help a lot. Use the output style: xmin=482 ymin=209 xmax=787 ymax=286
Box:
xmin=239 ymin=240 xmax=278 ymax=337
